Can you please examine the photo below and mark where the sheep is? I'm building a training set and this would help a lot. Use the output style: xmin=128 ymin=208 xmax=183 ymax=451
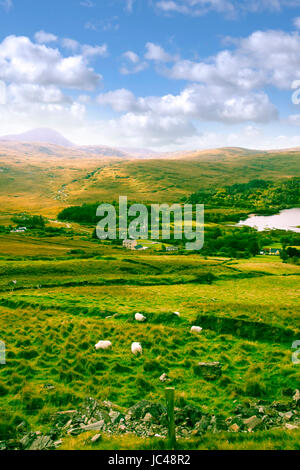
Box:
xmin=131 ymin=342 xmax=142 ymax=355
xmin=174 ymin=311 xmax=180 ymax=317
xmin=95 ymin=340 xmax=112 ymax=350
xmin=135 ymin=313 xmax=146 ymax=322
xmin=191 ymin=326 xmax=203 ymax=334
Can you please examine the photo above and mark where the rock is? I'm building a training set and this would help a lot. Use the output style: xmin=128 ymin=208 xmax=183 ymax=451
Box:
xmin=229 ymin=423 xmax=240 ymax=432
xmin=285 ymin=423 xmax=298 ymax=430
xmin=193 ymin=362 xmax=222 ymax=380
xmin=243 ymin=416 xmax=262 ymax=432
xmin=90 ymin=433 xmax=101 ymax=443
xmin=43 ymin=384 xmax=55 ymax=390
xmin=293 ymin=390 xmax=300 ymax=403
xmin=29 ymin=435 xmax=54 ymax=451
xmin=54 ymin=439 xmax=63 ymax=448
xmin=193 ymin=416 xmax=210 ymax=436
xmin=69 ymin=420 xmax=105 ymax=436
xmin=16 ymin=421 xmax=28 ymax=435
xmin=127 ymin=400 xmax=167 ymax=424
xmin=159 ymin=373 xmax=170 ymax=383
xmin=143 ymin=413 xmax=153 ymax=423
xmin=109 ymin=410 xmax=123 ymax=425
xmin=175 ymin=405 xmax=203 ymax=427
xmin=209 ymin=415 xmax=227 ymax=433
xmin=280 ymin=411 xmax=293 ymax=420
xmin=19 ymin=432 xmax=38 ymax=450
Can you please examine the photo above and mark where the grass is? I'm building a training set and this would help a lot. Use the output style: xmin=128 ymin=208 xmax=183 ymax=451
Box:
xmin=0 ymin=250 xmax=299 ymax=447
xmin=60 ymin=428 xmax=300 ymax=450
xmin=0 ymin=146 xmax=299 ymax=450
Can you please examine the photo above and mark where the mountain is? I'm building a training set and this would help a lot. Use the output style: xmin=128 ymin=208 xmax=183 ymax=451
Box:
xmin=0 ymin=128 xmax=74 ymax=147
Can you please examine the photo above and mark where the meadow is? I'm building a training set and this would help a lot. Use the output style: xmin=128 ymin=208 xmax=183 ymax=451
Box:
xmin=0 ymin=146 xmax=299 ymax=450
xmin=0 ymin=236 xmax=299 ymax=449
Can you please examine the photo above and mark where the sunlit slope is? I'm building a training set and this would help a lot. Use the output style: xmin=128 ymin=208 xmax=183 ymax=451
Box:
xmin=0 ymin=144 xmax=299 ymax=215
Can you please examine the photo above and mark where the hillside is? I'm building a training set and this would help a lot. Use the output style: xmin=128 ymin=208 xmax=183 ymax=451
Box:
xmin=0 ymin=143 xmax=299 ymax=216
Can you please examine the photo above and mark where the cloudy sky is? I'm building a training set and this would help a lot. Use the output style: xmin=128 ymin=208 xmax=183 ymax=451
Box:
xmin=1 ymin=0 xmax=300 ymax=151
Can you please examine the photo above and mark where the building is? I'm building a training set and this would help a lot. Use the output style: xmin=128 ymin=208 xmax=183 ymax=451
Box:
xmin=10 ymin=227 xmax=27 ymax=233
xmin=123 ymin=239 xmax=138 ymax=250
xmin=166 ymin=246 xmax=178 ymax=252
xmin=262 ymin=247 xmax=282 ymax=256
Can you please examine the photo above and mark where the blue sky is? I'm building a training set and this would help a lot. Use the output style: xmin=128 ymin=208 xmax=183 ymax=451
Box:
xmin=1 ymin=0 xmax=300 ymax=151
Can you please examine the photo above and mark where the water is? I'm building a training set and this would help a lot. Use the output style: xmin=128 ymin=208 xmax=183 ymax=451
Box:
xmin=237 ymin=208 xmax=300 ymax=233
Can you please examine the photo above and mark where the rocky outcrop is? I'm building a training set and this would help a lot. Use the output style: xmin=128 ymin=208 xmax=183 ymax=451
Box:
xmin=0 ymin=393 xmax=299 ymax=450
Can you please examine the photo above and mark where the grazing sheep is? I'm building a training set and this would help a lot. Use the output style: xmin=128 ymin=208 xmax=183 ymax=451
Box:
xmin=131 ymin=342 xmax=142 ymax=355
xmin=135 ymin=313 xmax=146 ymax=322
xmin=191 ymin=326 xmax=203 ymax=333
xmin=174 ymin=311 xmax=180 ymax=317
xmin=95 ymin=340 xmax=112 ymax=350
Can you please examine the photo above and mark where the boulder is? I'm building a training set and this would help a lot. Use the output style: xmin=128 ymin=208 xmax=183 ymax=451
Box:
xmin=243 ymin=415 xmax=263 ymax=432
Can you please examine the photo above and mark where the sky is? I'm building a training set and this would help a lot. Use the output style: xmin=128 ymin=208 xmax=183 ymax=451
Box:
xmin=1 ymin=0 xmax=300 ymax=151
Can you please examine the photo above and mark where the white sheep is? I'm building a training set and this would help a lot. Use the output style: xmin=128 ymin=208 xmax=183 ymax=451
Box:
xmin=135 ymin=313 xmax=146 ymax=322
xmin=191 ymin=326 xmax=203 ymax=334
xmin=95 ymin=340 xmax=112 ymax=350
xmin=174 ymin=311 xmax=180 ymax=317
xmin=131 ymin=342 xmax=142 ymax=355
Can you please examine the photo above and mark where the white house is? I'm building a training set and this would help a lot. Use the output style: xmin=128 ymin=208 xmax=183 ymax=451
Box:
xmin=123 ymin=239 xmax=138 ymax=250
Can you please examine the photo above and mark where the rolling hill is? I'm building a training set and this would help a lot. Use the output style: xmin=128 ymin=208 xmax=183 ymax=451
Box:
xmin=0 ymin=137 xmax=299 ymax=217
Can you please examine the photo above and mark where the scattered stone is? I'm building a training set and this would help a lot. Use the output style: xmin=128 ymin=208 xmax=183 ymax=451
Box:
xmin=293 ymin=390 xmax=300 ymax=403
xmin=243 ymin=416 xmax=262 ymax=432
xmin=229 ymin=423 xmax=240 ymax=432
xmin=54 ymin=439 xmax=62 ymax=448
xmin=143 ymin=413 xmax=153 ymax=423
xmin=90 ymin=434 xmax=101 ymax=443
xmin=285 ymin=423 xmax=298 ymax=430
xmin=159 ymin=373 xmax=170 ymax=383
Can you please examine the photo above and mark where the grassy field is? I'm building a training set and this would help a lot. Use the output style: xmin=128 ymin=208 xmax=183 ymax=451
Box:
xmin=0 ymin=234 xmax=299 ymax=449
xmin=0 ymin=145 xmax=299 ymax=215
xmin=0 ymin=147 xmax=299 ymax=450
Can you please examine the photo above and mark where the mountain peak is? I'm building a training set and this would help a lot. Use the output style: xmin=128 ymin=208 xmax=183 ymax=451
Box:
xmin=0 ymin=128 xmax=74 ymax=147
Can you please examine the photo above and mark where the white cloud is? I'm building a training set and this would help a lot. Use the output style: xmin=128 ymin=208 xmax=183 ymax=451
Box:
xmin=164 ymin=30 xmax=300 ymax=90
xmin=293 ymin=16 xmax=300 ymax=29
xmin=81 ymin=44 xmax=108 ymax=58
xmin=102 ymin=113 xmax=198 ymax=147
xmin=120 ymin=49 xmax=148 ymax=75
xmin=156 ymin=0 xmax=300 ymax=17
xmin=0 ymin=35 xmax=102 ymax=90
xmin=61 ymin=39 xmax=108 ymax=57
xmin=7 ymin=83 xmax=71 ymax=104
xmin=145 ymin=42 xmax=178 ymax=62
xmin=34 ymin=31 xmax=58 ymax=44
xmin=0 ymin=100 xmax=86 ymax=138
xmin=123 ymin=50 xmax=140 ymax=64
xmin=97 ymin=84 xmax=277 ymax=124
xmin=62 ymin=38 xmax=80 ymax=52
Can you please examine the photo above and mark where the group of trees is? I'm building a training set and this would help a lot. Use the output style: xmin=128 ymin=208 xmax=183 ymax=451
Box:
xmin=11 ymin=215 xmax=45 ymax=229
xmin=187 ymin=178 xmax=300 ymax=212
xmin=281 ymin=246 xmax=300 ymax=264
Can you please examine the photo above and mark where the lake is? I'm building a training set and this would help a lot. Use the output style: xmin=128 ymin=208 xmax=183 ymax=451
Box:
xmin=237 ymin=208 xmax=300 ymax=233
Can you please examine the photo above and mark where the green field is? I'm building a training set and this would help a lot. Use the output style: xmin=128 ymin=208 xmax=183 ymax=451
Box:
xmin=0 ymin=148 xmax=300 ymax=450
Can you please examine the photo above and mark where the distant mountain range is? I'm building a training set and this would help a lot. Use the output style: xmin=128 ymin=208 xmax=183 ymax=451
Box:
xmin=0 ymin=127 xmax=300 ymax=160
xmin=0 ymin=128 xmax=74 ymax=148
xmin=0 ymin=128 xmax=155 ymax=159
